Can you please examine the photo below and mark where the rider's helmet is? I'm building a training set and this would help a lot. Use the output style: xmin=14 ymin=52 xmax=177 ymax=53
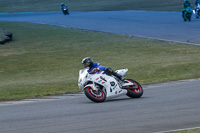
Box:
xmin=185 ymin=0 xmax=189 ymax=2
xmin=82 ymin=57 xmax=93 ymax=68
xmin=61 ymin=3 xmax=65 ymax=6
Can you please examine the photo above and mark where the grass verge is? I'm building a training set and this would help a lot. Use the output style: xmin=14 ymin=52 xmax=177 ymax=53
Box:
xmin=166 ymin=128 xmax=200 ymax=133
xmin=0 ymin=21 xmax=200 ymax=101
xmin=0 ymin=0 xmax=196 ymax=13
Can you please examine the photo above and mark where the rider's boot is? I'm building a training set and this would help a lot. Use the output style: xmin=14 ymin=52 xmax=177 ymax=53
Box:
xmin=105 ymin=68 xmax=125 ymax=81
xmin=112 ymin=71 xmax=125 ymax=81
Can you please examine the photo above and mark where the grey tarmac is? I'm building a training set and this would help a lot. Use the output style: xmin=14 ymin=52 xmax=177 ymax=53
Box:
xmin=0 ymin=79 xmax=200 ymax=133
xmin=0 ymin=10 xmax=200 ymax=45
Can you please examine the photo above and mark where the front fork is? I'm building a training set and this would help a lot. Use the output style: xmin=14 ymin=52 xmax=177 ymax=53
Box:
xmin=85 ymin=83 xmax=105 ymax=96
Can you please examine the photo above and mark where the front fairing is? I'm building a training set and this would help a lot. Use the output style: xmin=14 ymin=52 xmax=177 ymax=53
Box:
xmin=78 ymin=68 xmax=89 ymax=90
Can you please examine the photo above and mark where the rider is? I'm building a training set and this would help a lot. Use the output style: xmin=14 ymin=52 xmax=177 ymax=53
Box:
xmin=61 ymin=3 xmax=68 ymax=10
xmin=82 ymin=57 xmax=125 ymax=81
xmin=182 ymin=0 xmax=192 ymax=17
xmin=195 ymin=0 xmax=200 ymax=11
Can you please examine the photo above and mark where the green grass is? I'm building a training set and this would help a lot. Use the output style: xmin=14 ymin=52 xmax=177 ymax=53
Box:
xmin=0 ymin=0 xmax=196 ymax=13
xmin=166 ymin=128 xmax=200 ymax=133
xmin=0 ymin=21 xmax=200 ymax=100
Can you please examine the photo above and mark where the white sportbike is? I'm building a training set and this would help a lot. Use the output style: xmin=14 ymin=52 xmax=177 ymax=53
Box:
xmin=194 ymin=3 xmax=200 ymax=18
xmin=78 ymin=68 xmax=143 ymax=102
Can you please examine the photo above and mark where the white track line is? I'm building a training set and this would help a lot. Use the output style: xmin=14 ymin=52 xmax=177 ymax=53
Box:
xmin=155 ymin=126 xmax=200 ymax=133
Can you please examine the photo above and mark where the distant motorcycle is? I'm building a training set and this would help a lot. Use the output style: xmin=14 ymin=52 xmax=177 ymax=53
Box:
xmin=62 ymin=6 xmax=69 ymax=15
xmin=183 ymin=6 xmax=193 ymax=21
xmin=78 ymin=68 xmax=143 ymax=103
xmin=194 ymin=3 xmax=200 ymax=18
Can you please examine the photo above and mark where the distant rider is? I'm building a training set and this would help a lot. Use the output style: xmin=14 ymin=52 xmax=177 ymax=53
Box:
xmin=182 ymin=0 xmax=192 ymax=17
xmin=61 ymin=3 xmax=68 ymax=11
xmin=82 ymin=57 xmax=125 ymax=81
xmin=194 ymin=0 xmax=200 ymax=11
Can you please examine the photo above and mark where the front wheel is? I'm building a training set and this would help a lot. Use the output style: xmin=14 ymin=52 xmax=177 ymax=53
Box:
xmin=188 ymin=14 xmax=192 ymax=21
xmin=84 ymin=87 xmax=106 ymax=103
xmin=196 ymin=12 xmax=199 ymax=18
xmin=125 ymin=79 xmax=143 ymax=98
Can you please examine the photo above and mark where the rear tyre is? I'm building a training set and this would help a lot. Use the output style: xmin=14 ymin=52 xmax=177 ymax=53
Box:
xmin=84 ymin=87 xmax=106 ymax=103
xmin=125 ymin=79 xmax=143 ymax=98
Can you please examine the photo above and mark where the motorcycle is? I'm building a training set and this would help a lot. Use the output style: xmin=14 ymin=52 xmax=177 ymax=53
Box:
xmin=183 ymin=6 xmax=193 ymax=21
xmin=194 ymin=3 xmax=200 ymax=18
xmin=78 ymin=68 xmax=143 ymax=102
xmin=62 ymin=6 xmax=69 ymax=15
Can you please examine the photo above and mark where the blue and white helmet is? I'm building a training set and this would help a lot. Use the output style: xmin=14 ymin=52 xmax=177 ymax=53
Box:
xmin=82 ymin=57 xmax=93 ymax=68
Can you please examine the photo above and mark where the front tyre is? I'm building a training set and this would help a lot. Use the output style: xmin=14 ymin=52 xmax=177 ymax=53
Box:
xmin=197 ymin=12 xmax=199 ymax=18
xmin=188 ymin=14 xmax=191 ymax=21
xmin=126 ymin=79 xmax=143 ymax=98
xmin=84 ymin=87 xmax=106 ymax=103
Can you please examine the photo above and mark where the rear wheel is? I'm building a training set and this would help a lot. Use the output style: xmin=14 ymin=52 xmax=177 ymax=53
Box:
xmin=125 ymin=79 xmax=143 ymax=98
xmin=84 ymin=87 xmax=106 ymax=103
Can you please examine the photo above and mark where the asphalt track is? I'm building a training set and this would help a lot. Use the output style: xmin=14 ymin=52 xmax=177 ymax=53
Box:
xmin=0 ymin=79 xmax=200 ymax=133
xmin=0 ymin=10 xmax=200 ymax=45
xmin=0 ymin=11 xmax=200 ymax=133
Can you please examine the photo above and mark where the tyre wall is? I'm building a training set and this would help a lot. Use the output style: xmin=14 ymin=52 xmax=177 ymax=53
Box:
xmin=0 ymin=29 xmax=13 ymax=45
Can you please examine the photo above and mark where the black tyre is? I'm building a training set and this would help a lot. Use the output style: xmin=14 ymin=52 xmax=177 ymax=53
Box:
xmin=84 ymin=87 xmax=106 ymax=103
xmin=125 ymin=79 xmax=143 ymax=98
xmin=198 ymin=12 xmax=200 ymax=18
xmin=62 ymin=11 xmax=66 ymax=15
xmin=196 ymin=12 xmax=199 ymax=18
xmin=188 ymin=14 xmax=191 ymax=21
xmin=183 ymin=15 xmax=187 ymax=21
